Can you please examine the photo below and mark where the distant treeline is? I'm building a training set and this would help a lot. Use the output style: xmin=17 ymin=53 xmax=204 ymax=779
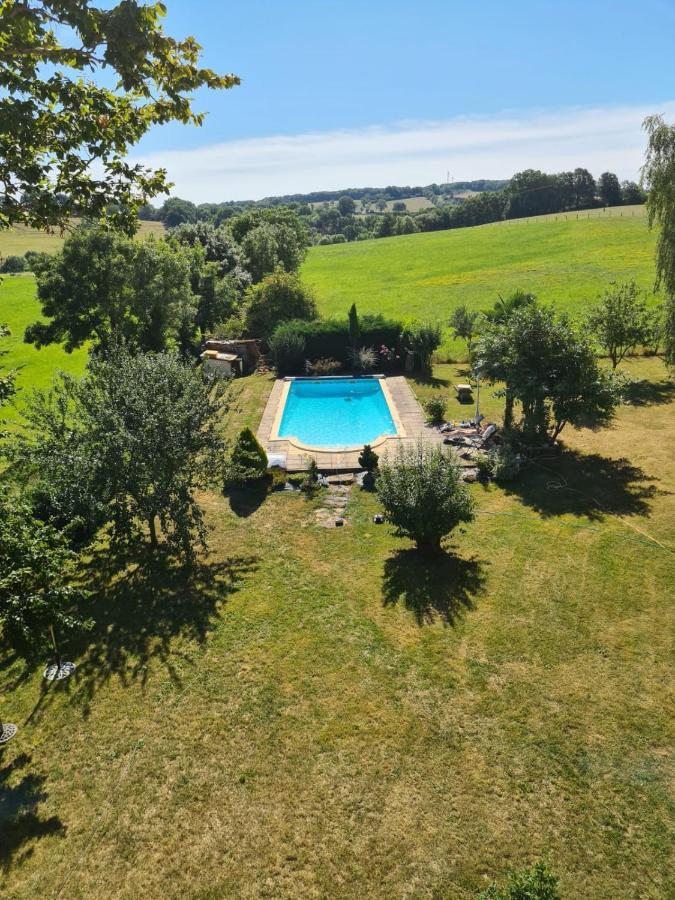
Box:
xmin=140 ymin=169 xmax=645 ymax=245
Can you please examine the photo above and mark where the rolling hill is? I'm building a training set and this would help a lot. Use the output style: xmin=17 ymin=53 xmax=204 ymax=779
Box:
xmin=302 ymin=206 xmax=657 ymax=357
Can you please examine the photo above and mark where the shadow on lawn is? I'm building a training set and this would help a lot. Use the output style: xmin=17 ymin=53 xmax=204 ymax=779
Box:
xmin=409 ymin=372 xmax=451 ymax=389
xmin=31 ymin=545 xmax=259 ymax=716
xmin=0 ymin=752 xmax=65 ymax=873
xmin=622 ymin=375 xmax=675 ymax=407
xmin=382 ymin=549 xmax=486 ymax=626
xmin=227 ymin=480 xmax=269 ymax=517
xmin=505 ymin=448 xmax=664 ymax=520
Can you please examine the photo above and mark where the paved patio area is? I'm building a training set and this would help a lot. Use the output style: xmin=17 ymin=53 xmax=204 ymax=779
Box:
xmin=257 ymin=376 xmax=444 ymax=472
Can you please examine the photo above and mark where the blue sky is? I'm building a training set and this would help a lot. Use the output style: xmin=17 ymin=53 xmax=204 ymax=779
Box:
xmin=133 ymin=0 xmax=675 ymax=201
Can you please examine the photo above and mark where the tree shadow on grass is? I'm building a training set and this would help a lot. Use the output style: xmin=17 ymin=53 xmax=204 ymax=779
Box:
xmin=0 ymin=752 xmax=65 ymax=874
xmin=227 ymin=480 xmax=269 ymax=517
xmin=382 ymin=548 xmax=487 ymax=626
xmin=622 ymin=375 xmax=675 ymax=407
xmin=29 ymin=545 xmax=259 ymax=717
xmin=409 ymin=372 xmax=451 ymax=389
xmin=504 ymin=448 xmax=665 ymax=520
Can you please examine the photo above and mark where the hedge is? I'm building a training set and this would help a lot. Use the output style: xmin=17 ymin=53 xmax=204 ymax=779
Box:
xmin=272 ymin=315 xmax=403 ymax=369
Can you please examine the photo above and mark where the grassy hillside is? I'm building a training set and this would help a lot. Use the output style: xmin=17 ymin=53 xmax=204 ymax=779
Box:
xmin=0 ymin=274 xmax=87 ymax=421
xmin=303 ymin=207 xmax=657 ymax=357
xmin=0 ymin=220 xmax=165 ymax=258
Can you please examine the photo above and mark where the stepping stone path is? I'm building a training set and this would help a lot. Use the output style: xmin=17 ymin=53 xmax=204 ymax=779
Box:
xmin=315 ymin=482 xmax=352 ymax=528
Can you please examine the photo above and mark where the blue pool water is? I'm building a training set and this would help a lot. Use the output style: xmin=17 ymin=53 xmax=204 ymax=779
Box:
xmin=278 ymin=377 xmax=398 ymax=448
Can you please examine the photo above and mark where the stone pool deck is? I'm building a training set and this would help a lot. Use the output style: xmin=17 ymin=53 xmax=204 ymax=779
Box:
xmin=257 ymin=376 xmax=445 ymax=472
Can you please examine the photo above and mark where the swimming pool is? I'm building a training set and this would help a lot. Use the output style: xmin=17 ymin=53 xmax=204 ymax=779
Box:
xmin=275 ymin=377 xmax=401 ymax=450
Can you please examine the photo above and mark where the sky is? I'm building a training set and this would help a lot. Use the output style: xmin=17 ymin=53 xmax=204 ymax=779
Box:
xmin=131 ymin=0 xmax=675 ymax=202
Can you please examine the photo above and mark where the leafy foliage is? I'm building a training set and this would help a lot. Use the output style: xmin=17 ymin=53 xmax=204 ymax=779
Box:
xmin=17 ymin=346 xmax=228 ymax=559
xmin=478 ymin=861 xmax=560 ymax=900
xmin=404 ymin=321 xmax=442 ymax=374
xmin=449 ymin=304 xmax=480 ymax=359
xmin=358 ymin=444 xmax=379 ymax=473
xmin=243 ymin=268 xmax=317 ymax=340
xmin=377 ymin=443 xmax=475 ymax=553
xmin=227 ymin=427 xmax=268 ymax=485
xmin=484 ymin=289 xmax=537 ymax=324
xmin=477 ymin=304 xmax=622 ymax=441
xmin=25 ymin=227 xmax=197 ymax=354
xmin=0 ymin=489 xmax=90 ymax=659
xmin=586 ymin=280 xmax=652 ymax=367
xmin=424 ymin=394 xmax=447 ymax=423
xmin=348 ymin=303 xmax=360 ymax=349
xmin=269 ymin=321 xmax=307 ymax=375
xmin=0 ymin=323 xmax=16 ymax=410
xmin=642 ymin=114 xmax=675 ymax=365
xmin=0 ymin=254 xmax=26 ymax=273
xmin=0 ymin=0 xmax=238 ymax=232
xmin=305 ymin=358 xmax=342 ymax=376
xmin=348 ymin=345 xmax=377 ymax=374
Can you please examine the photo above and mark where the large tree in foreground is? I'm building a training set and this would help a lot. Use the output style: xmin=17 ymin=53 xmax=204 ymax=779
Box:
xmin=377 ymin=443 xmax=475 ymax=554
xmin=477 ymin=304 xmax=621 ymax=442
xmin=0 ymin=0 xmax=238 ymax=232
xmin=0 ymin=489 xmax=90 ymax=663
xmin=642 ymin=115 xmax=675 ymax=365
xmin=19 ymin=348 xmax=228 ymax=559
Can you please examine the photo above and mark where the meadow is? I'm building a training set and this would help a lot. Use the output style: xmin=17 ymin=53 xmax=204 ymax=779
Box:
xmin=1 ymin=214 xmax=674 ymax=897
xmin=0 ymin=220 xmax=164 ymax=259
xmin=302 ymin=206 xmax=657 ymax=356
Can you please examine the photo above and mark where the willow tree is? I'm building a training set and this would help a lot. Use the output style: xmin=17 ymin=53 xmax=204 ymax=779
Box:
xmin=0 ymin=1 xmax=239 ymax=232
xmin=642 ymin=115 xmax=675 ymax=365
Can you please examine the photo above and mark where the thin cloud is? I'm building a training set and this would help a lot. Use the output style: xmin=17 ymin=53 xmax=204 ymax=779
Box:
xmin=132 ymin=102 xmax=675 ymax=203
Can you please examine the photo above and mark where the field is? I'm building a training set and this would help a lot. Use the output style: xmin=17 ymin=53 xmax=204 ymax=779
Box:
xmin=0 ymin=274 xmax=87 ymax=423
xmin=302 ymin=207 xmax=656 ymax=356
xmin=1 ymin=355 xmax=673 ymax=898
xmin=0 ymin=220 xmax=165 ymax=259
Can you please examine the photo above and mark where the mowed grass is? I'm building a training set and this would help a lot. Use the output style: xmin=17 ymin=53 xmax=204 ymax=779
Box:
xmin=0 ymin=220 xmax=165 ymax=258
xmin=0 ymin=274 xmax=87 ymax=423
xmin=302 ymin=209 xmax=658 ymax=357
xmin=1 ymin=358 xmax=673 ymax=898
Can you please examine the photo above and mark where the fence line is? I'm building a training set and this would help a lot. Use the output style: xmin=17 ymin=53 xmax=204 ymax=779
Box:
xmin=487 ymin=205 xmax=646 ymax=228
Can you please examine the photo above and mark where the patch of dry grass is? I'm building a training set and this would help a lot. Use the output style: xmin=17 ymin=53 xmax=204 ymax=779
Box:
xmin=0 ymin=358 xmax=673 ymax=898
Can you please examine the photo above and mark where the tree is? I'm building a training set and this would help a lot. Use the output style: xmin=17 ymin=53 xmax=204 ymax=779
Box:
xmin=376 ymin=443 xmax=475 ymax=554
xmin=621 ymin=180 xmax=646 ymax=205
xmin=476 ymin=304 xmax=621 ymax=441
xmin=598 ymin=172 xmax=622 ymax=207
xmin=484 ymin=289 xmax=536 ymax=325
xmin=227 ymin=427 xmax=267 ymax=485
xmin=0 ymin=489 xmax=90 ymax=663
xmin=268 ymin=321 xmax=306 ymax=375
xmin=586 ymin=281 xmax=651 ymax=367
xmin=0 ymin=324 xmax=17 ymax=410
xmin=243 ymin=268 xmax=317 ymax=340
xmin=404 ymin=322 xmax=442 ymax=374
xmin=392 ymin=201 xmax=406 ymax=212
xmin=24 ymin=227 xmax=196 ymax=354
xmin=571 ymin=167 xmax=596 ymax=209
xmin=337 ymin=196 xmax=356 ymax=216
xmin=0 ymin=1 xmax=238 ymax=233
xmin=642 ymin=114 xmax=675 ymax=365
xmin=449 ymin=305 xmax=480 ymax=359
xmin=0 ymin=255 xmax=26 ymax=273
xmin=18 ymin=347 xmax=228 ymax=559
xmin=348 ymin=303 xmax=361 ymax=350
xmin=159 ymin=198 xmax=198 ymax=228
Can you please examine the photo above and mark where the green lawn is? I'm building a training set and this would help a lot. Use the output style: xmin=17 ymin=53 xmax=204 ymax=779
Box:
xmin=0 ymin=274 xmax=87 ymax=423
xmin=302 ymin=207 xmax=658 ymax=357
xmin=1 ymin=357 xmax=673 ymax=898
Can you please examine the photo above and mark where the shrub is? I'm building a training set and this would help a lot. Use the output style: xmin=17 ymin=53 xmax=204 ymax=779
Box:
xmin=243 ymin=267 xmax=317 ymax=340
xmin=269 ymin=321 xmax=306 ymax=375
xmin=358 ymin=444 xmax=379 ymax=473
xmin=404 ymin=321 xmax=442 ymax=373
xmin=424 ymin=394 xmax=447 ymax=423
xmin=486 ymin=445 xmax=521 ymax=482
xmin=478 ymin=861 xmax=560 ymax=900
xmin=281 ymin=315 xmax=403 ymax=366
xmin=0 ymin=254 xmax=26 ymax=273
xmin=228 ymin=427 xmax=268 ymax=484
xmin=301 ymin=458 xmax=321 ymax=495
xmin=306 ymin=357 xmax=342 ymax=376
xmin=377 ymin=442 xmax=475 ymax=553
xmin=349 ymin=345 xmax=377 ymax=373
